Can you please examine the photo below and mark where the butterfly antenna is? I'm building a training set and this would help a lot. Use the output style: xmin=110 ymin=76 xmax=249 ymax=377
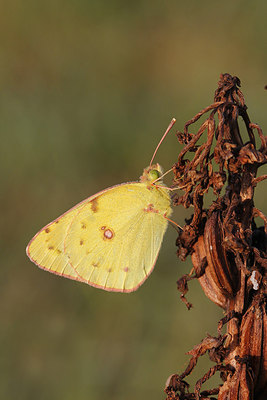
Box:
xmin=150 ymin=118 xmax=176 ymax=167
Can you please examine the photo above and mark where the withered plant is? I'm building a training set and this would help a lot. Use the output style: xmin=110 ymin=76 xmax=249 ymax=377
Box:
xmin=165 ymin=74 xmax=267 ymax=400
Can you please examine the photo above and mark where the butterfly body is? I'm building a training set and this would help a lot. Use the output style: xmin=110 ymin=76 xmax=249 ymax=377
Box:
xmin=26 ymin=164 xmax=172 ymax=292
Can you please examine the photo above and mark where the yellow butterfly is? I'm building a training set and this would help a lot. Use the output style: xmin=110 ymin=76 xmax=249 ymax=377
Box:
xmin=26 ymin=119 xmax=176 ymax=292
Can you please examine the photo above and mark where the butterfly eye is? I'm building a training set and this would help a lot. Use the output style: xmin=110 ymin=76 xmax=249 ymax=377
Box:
xmin=149 ymin=169 xmax=161 ymax=181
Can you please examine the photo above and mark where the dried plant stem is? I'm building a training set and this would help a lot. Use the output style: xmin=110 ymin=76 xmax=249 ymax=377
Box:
xmin=165 ymin=74 xmax=267 ymax=400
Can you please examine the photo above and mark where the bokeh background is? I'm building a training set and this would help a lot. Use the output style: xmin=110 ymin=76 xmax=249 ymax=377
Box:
xmin=1 ymin=1 xmax=266 ymax=399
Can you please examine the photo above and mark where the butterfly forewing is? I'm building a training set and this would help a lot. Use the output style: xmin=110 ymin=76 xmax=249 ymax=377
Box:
xmin=27 ymin=201 xmax=88 ymax=281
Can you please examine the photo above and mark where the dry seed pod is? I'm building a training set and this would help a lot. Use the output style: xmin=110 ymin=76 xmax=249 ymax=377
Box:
xmin=256 ymin=301 xmax=267 ymax=397
xmin=192 ymin=236 xmax=227 ymax=308
xmin=204 ymin=211 xmax=240 ymax=298
xmin=219 ymin=299 xmax=267 ymax=399
xmin=239 ymin=299 xmax=267 ymax=397
xmin=218 ymin=363 xmax=254 ymax=400
xmin=240 ymin=303 xmax=262 ymax=384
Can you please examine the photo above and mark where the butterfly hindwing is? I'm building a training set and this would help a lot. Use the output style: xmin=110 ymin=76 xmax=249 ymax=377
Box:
xmin=65 ymin=182 xmax=170 ymax=292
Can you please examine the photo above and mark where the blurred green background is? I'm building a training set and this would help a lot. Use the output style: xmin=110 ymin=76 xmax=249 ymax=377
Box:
xmin=1 ymin=1 xmax=266 ymax=399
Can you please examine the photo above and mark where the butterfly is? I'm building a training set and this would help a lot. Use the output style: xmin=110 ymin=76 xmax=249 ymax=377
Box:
xmin=26 ymin=119 xmax=176 ymax=292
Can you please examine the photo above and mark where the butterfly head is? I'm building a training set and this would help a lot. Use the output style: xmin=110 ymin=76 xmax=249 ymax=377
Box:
xmin=140 ymin=163 xmax=164 ymax=185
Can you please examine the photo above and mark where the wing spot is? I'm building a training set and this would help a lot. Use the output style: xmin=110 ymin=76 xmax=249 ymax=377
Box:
xmin=80 ymin=240 xmax=84 ymax=245
xmin=123 ymin=267 xmax=129 ymax=272
xmin=144 ymin=203 xmax=159 ymax=213
xmin=81 ymin=222 xmax=87 ymax=229
xmin=108 ymin=268 xmax=112 ymax=273
xmin=55 ymin=220 xmax=59 ymax=224
xmin=45 ymin=228 xmax=50 ymax=233
xmin=48 ymin=245 xmax=54 ymax=250
xmin=92 ymin=262 xmax=99 ymax=268
xmin=102 ymin=227 xmax=115 ymax=240
xmin=56 ymin=249 xmax=62 ymax=254
xmin=91 ymin=198 xmax=98 ymax=213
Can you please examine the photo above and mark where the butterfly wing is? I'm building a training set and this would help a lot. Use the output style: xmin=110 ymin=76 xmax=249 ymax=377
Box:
xmin=27 ymin=182 xmax=171 ymax=292
xmin=26 ymin=199 xmax=88 ymax=282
